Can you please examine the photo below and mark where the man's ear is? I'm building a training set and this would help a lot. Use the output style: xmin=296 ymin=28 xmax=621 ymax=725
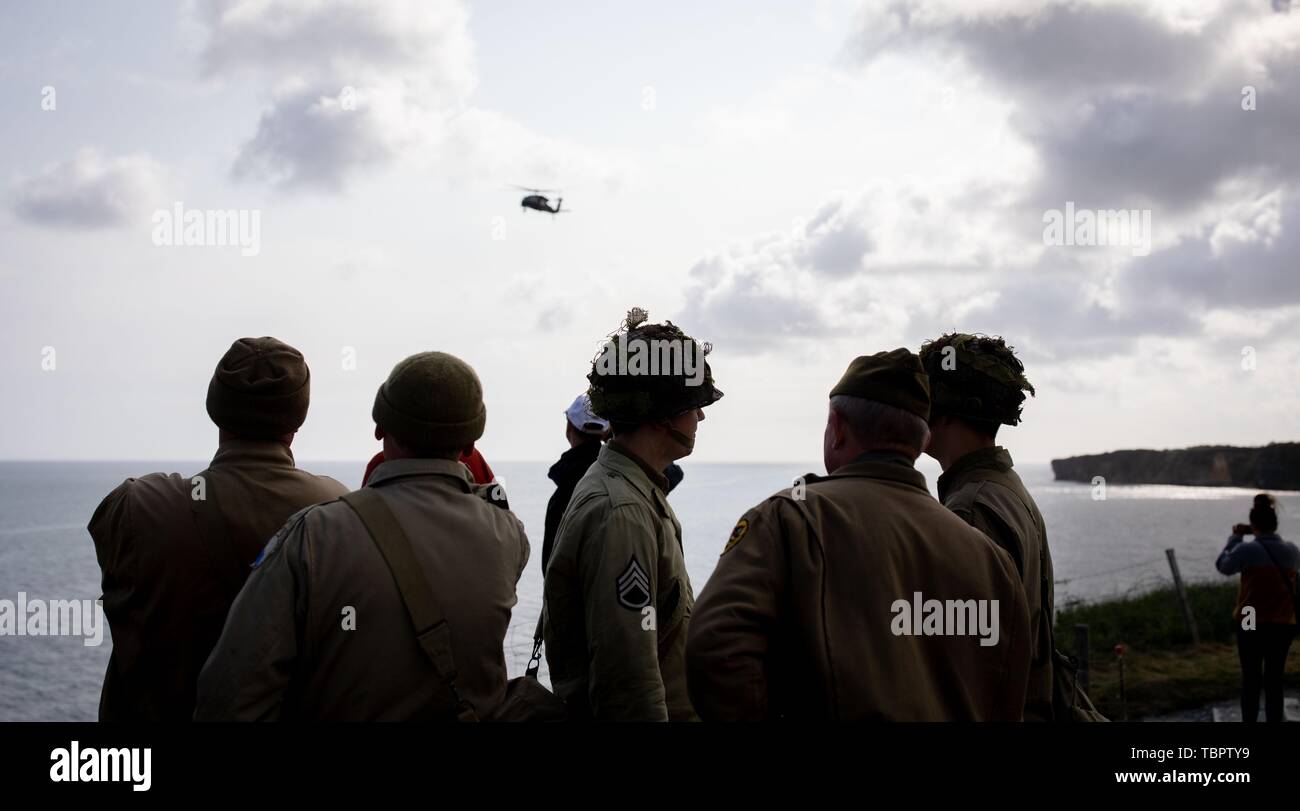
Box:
xmin=374 ymin=424 xmax=385 ymax=441
xmin=828 ymin=409 xmax=846 ymax=448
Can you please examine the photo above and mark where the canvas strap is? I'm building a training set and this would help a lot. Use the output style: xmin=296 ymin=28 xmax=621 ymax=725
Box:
xmin=340 ymin=489 xmax=479 ymax=722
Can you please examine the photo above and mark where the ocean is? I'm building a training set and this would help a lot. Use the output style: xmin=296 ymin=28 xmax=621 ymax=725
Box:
xmin=1 ymin=457 xmax=1293 ymax=721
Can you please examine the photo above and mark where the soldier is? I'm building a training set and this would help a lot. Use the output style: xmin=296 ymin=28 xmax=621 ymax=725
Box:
xmin=919 ymin=332 xmax=1055 ymax=721
xmin=543 ymin=309 xmax=722 ymax=720
xmin=87 ymin=337 xmax=348 ymax=721
xmin=542 ymin=392 xmax=685 ymax=575
xmin=686 ymin=349 xmax=1030 ymax=720
xmin=195 ymin=351 xmax=529 ymax=720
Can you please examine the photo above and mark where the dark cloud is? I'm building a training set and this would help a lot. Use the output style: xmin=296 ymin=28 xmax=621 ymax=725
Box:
xmin=1122 ymin=194 xmax=1300 ymax=310
xmin=854 ymin=1 xmax=1300 ymax=214
xmin=854 ymin=3 xmax=1222 ymax=105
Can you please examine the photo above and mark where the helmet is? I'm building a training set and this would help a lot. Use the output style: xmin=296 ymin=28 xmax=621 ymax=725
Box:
xmin=919 ymin=332 xmax=1035 ymax=425
xmin=587 ymin=308 xmax=723 ymax=424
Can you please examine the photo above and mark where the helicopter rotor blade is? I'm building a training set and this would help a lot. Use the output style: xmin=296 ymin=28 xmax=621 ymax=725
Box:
xmin=507 ymin=184 xmax=561 ymax=194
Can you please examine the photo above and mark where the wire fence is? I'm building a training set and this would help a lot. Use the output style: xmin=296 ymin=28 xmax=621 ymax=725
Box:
xmin=1051 ymin=544 xmax=1235 ymax=613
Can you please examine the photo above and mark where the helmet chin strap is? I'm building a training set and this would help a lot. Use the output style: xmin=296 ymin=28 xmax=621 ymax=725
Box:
xmin=666 ymin=426 xmax=695 ymax=451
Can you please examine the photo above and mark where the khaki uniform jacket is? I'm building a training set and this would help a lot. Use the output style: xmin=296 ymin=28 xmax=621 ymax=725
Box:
xmin=686 ymin=454 xmax=1031 ymax=721
xmin=937 ymin=447 xmax=1054 ymax=721
xmin=543 ymin=443 xmax=696 ymax=721
xmin=87 ymin=440 xmax=347 ymax=721
xmin=194 ymin=458 xmax=529 ymax=721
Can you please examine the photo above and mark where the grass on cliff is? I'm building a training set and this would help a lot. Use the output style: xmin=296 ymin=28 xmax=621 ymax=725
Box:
xmin=1054 ymin=581 xmax=1300 ymax=719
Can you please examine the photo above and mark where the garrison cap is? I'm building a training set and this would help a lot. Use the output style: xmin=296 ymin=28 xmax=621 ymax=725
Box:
xmin=829 ymin=348 xmax=930 ymax=421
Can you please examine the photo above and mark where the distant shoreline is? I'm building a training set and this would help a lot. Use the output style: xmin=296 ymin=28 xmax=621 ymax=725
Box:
xmin=1052 ymin=443 xmax=1300 ymax=491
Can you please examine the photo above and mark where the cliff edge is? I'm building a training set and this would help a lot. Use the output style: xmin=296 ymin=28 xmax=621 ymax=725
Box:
xmin=1051 ymin=443 xmax=1300 ymax=490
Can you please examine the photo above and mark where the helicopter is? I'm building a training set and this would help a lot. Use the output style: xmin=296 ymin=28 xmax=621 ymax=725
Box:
xmin=510 ymin=185 xmax=567 ymax=215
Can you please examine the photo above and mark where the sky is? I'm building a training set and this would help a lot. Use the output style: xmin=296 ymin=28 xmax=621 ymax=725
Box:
xmin=1 ymin=0 xmax=1298 ymax=464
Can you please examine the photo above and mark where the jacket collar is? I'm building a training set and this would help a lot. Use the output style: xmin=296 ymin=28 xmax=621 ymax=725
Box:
xmin=210 ymin=438 xmax=297 ymax=468
xmin=599 ymin=442 xmax=670 ymax=499
xmin=366 ymin=457 xmax=474 ymax=492
xmin=937 ymin=446 xmax=1013 ymax=502
xmin=849 ymin=449 xmax=916 ymax=468
xmin=549 ymin=440 xmax=602 ymax=485
xmin=825 ymin=455 xmax=929 ymax=493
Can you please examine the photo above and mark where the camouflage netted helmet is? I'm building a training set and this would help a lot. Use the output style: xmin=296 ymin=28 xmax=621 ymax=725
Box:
xmin=587 ymin=307 xmax=723 ymax=424
xmin=918 ymin=332 xmax=1035 ymax=426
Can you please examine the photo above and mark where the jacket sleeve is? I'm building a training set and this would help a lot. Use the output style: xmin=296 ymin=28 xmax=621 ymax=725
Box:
xmin=514 ymin=515 xmax=531 ymax=583
xmin=87 ymin=481 xmax=138 ymax=607
xmin=1216 ymin=535 xmax=1246 ymax=575
xmin=685 ymin=500 xmax=788 ymax=721
xmin=579 ymin=504 xmax=667 ymax=721
xmin=194 ymin=512 xmax=311 ymax=721
xmin=966 ymin=502 xmax=1026 ymax=580
xmin=542 ymin=489 xmax=565 ymax=575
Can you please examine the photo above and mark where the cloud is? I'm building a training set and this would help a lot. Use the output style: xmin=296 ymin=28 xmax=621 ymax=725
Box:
xmin=11 ymin=149 xmax=165 ymax=229
xmin=852 ymin=0 xmax=1300 ymax=213
xmin=1122 ymin=191 xmax=1300 ymax=311
xmin=680 ymin=0 xmax=1300 ymax=362
xmin=677 ymin=182 xmax=1034 ymax=353
xmin=677 ymin=246 xmax=833 ymax=352
xmin=229 ymin=81 xmax=433 ymax=191
xmin=198 ymin=0 xmax=476 ymax=91
xmin=197 ymin=0 xmax=623 ymax=193
xmin=196 ymin=0 xmax=475 ymax=191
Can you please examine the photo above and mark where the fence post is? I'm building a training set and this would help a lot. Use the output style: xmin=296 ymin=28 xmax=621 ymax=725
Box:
xmin=1165 ymin=548 xmax=1201 ymax=645
xmin=1074 ymin=624 xmax=1090 ymax=693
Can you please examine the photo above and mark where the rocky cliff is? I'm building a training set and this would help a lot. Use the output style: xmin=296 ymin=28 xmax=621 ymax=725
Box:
xmin=1051 ymin=443 xmax=1300 ymax=491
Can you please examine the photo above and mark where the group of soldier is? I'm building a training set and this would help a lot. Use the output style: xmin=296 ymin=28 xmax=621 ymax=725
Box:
xmin=88 ymin=307 xmax=1057 ymax=721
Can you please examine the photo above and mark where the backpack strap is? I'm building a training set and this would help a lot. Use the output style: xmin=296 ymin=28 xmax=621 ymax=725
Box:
xmin=340 ymin=489 xmax=479 ymax=722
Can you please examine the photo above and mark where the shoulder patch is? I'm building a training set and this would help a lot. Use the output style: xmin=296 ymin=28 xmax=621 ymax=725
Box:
xmin=723 ymin=518 xmax=750 ymax=555
xmin=250 ymin=506 xmax=313 ymax=570
xmin=615 ymin=556 xmax=651 ymax=611
xmin=250 ymin=531 xmax=284 ymax=570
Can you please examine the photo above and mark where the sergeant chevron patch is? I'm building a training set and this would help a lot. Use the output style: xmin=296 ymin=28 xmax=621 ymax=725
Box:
xmin=616 ymin=556 xmax=651 ymax=611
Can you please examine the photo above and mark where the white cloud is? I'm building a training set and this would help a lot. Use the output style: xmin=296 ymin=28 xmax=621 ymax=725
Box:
xmin=11 ymin=149 xmax=166 ymax=229
xmin=197 ymin=0 xmax=475 ymax=190
xmin=199 ymin=0 xmax=476 ymax=93
xmin=197 ymin=0 xmax=625 ymax=193
xmin=679 ymin=0 xmax=1300 ymax=366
